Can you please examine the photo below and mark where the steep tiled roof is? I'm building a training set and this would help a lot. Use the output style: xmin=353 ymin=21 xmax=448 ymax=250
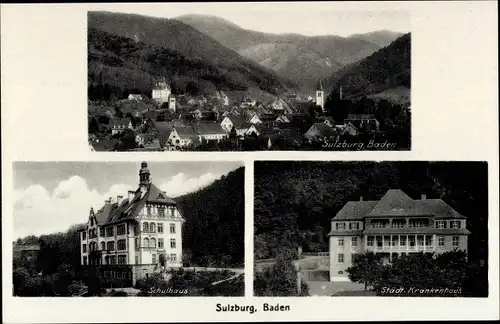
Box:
xmin=95 ymin=184 xmax=176 ymax=226
xmin=174 ymin=126 xmax=198 ymax=139
xmin=334 ymin=201 xmax=379 ymax=220
xmin=333 ymin=189 xmax=466 ymax=221
xmin=306 ymin=123 xmax=337 ymax=137
xmin=345 ymin=114 xmax=377 ymax=120
xmin=195 ymin=122 xmax=226 ymax=135
xmin=110 ymin=118 xmax=132 ymax=128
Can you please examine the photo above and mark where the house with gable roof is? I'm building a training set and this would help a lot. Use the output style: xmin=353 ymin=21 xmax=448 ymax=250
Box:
xmin=79 ymin=162 xmax=184 ymax=284
xmin=328 ymin=189 xmax=470 ymax=281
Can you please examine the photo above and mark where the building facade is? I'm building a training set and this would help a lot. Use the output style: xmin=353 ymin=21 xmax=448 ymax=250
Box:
xmin=152 ymin=78 xmax=172 ymax=107
xmin=315 ymin=80 xmax=324 ymax=112
xmin=79 ymin=162 xmax=184 ymax=281
xmin=328 ymin=189 xmax=470 ymax=282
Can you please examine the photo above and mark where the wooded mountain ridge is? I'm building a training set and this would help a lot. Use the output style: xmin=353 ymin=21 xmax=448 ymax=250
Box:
xmin=88 ymin=11 xmax=291 ymax=100
xmin=177 ymin=14 xmax=403 ymax=89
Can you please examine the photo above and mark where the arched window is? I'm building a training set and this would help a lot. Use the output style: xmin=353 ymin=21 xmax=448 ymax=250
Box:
xmin=143 ymin=238 xmax=149 ymax=248
xmin=150 ymin=238 xmax=156 ymax=248
xmin=150 ymin=223 xmax=156 ymax=232
xmin=143 ymin=222 xmax=149 ymax=232
xmin=100 ymin=242 xmax=105 ymax=251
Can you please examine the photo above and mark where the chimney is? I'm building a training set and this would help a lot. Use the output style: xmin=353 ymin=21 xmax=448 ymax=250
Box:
xmin=360 ymin=196 xmax=363 ymax=202
xmin=117 ymin=195 xmax=123 ymax=205
xmin=105 ymin=197 xmax=112 ymax=204
xmin=421 ymin=194 xmax=427 ymax=200
xmin=128 ymin=190 xmax=135 ymax=202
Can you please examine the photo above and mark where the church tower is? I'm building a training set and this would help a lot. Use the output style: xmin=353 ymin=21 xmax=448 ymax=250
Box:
xmin=139 ymin=161 xmax=151 ymax=195
xmin=316 ymin=80 xmax=325 ymax=112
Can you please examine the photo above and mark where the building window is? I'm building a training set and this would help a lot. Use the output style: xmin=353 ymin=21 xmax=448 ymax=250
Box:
xmin=376 ymin=236 xmax=383 ymax=248
xmin=143 ymin=238 xmax=149 ymax=248
xmin=100 ymin=228 xmax=105 ymax=237
xmin=100 ymin=242 xmax=105 ymax=251
xmin=158 ymin=223 xmax=163 ymax=233
xmin=338 ymin=253 xmax=344 ymax=263
xmin=170 ymin=223 xmax=176 ymax=234
xmin=107 ymin=241 xmax=115 ymax=251
xmin=82 ymin=231 xmax=86 ymax=240
xmin=106 ymin=227 xmax=114 ymax=237
xmin=400 ymin=236 xmax=406 ymax=246
xmin=451 ymin=221 xmax=461 ymax=229
xmin=150 ymin=223 xmax=156 ymax=232
xmin=452 ymin=236 xmax=460 ymax=247
xmin=150 ymin=238 xmax=156 ymax=248
xmin=158 ymin=238 xmax=164 ymax=248
xmin=436 ymin=221 xmax=446 ymax=229
xmin=170 ymin=253 xmax=177 ymax=262
xmin=351 ymin=237 xmax=358 ymax=247
xmin=170 ymin=238 xmax=176 ymax=248
xmin=170 ymin=208 xmax=175 ymax=218
xmin=135 ymin=256 xmax=139 ymax=265
xmin=83 ymin=256 xmax=87 ymax=265
xmin=143 ymin=222 xmax=149 ymax=232
xmin=147 ymin=206 xmax=151 ymax=216
xmin=409 ymin=236 xmax=416 ymax=248
xmin=104 ymin=256 xmax=109 ymax=265
xmin=335 ymin=222 xmax=346 ymax=230
xmin=117 ymin=224 xmax=126 ymax=235
xmin=351 ymin=254 xmax=356 ymax=263
xmin=338 ymin=238 xmax=344 ymax=247
xmin=392 ymin=236 xmax=398 ymax=247
xmin=425 ymin=236 xmax=433 ymax=246
xmin=117 ymin=239 xmax=126 ymax=251
xmin=158 ymin=207 xmax=165 ymax=217
xmin=82 ymin=244 xmax=87 ymax=253
xmin=118 ymin=255 xmax=126 ymax=265
xmin=417 ymin=235 xmax=424 ymax=247
xmin=367 ymin=236 xmax=374 ymax=247
xmin=152 ymin=254 xmax=157 ymax=264
xmin=438 ymin=236 xmax=445 ymax=247
xmin=110 ymin=256 xmax=116 ymax=265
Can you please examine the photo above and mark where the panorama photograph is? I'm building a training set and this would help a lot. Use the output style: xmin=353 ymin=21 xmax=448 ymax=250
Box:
xmin=13 ymin=161 xmax=244 ymax=296
xmin=87 ymin=4 xmax=411 ymax=151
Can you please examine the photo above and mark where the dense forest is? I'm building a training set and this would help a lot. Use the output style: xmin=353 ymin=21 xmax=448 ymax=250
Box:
xmin=327 ymin=33 xmax=411 ymax=101
xmin=254 ymin=161 xmax=488 ymax=272
xmin=176 ymin=167 xmax=245 ymax=267
xmin=88 ymin=11 xmax=291 ymax=101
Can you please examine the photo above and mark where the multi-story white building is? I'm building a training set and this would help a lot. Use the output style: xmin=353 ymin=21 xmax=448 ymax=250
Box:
xmin=152 ymin=78 xmax=172 ymax=108
xmin=328 ymin=189 xmax=470 ymax=282
xmin=79 ymin=162 xmax=184 ymax=280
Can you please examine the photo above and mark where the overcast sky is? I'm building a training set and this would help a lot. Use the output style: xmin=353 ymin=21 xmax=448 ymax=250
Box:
xmin=89 ymin=3 xmax=410 ymax=37
xmin=13 ymin=161 xmax=243 ymax=238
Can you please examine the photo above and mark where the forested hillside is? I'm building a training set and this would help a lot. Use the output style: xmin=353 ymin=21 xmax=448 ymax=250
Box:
xmin=327 ymin=33 xmax=411 ymax=100
xmin=176 ymin=167 xmax=245 ymax=267
xmin=254 ymin=161 xmax=488 ymax=269
xmin=88 ymin=11 xmax=290 ymax=100
xmin=177 ymin=14 xmax=385 ymax=89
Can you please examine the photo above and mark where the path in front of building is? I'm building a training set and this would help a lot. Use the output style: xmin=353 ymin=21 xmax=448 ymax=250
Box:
xmin=305 ymin=280 xmax=367 ymax=296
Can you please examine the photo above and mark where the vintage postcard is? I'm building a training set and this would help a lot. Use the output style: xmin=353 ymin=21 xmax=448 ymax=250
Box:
xmin=1 ymin=1 xmax=499 ymax=323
